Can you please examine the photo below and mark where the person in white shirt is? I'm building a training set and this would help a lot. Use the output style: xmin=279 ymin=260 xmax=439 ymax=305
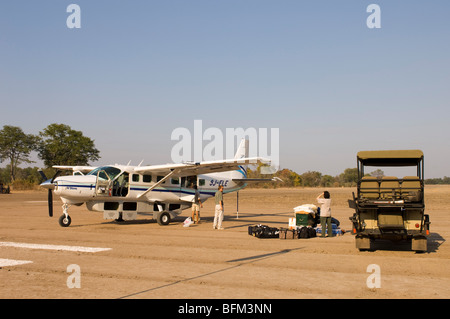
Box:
xmin=317 ymin=191 xmax=333 ymax=237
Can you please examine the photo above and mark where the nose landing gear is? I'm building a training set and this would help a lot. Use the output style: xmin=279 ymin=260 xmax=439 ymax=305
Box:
xmin=59 ymin=204 xmax=72 ymax=227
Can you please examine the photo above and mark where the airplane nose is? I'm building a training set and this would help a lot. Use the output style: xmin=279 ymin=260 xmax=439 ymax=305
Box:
xmin=40 ymin=179 xmax=55 ymax=190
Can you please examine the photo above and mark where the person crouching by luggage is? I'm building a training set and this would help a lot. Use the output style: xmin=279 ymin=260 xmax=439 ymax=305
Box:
xmin=317 ymin=191 xmax=333 ymax=237
xmin=213 ymin=185 xmax=224 ymax=230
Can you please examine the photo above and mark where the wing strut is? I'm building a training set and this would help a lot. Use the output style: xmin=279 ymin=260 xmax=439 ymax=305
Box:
xmin=136 ymin=170 xmax=177 ymax=199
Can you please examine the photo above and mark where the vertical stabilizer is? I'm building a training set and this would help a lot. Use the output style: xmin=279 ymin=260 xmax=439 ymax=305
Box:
xmin=234 ymin=139 xmax=249 ymax=160
xmin=233 ymin=139 xmax=249 ymax=179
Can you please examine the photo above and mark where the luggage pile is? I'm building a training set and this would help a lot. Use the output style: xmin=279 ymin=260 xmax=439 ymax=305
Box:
xmin=248 ymin=224 xmax=317 ymax=239
xmin=248 ymin=204 xmax=344 ymax=239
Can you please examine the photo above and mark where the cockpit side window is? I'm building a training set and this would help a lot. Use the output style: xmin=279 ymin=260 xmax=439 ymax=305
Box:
xmin=87 ymin=166 xmax=122 ymax=180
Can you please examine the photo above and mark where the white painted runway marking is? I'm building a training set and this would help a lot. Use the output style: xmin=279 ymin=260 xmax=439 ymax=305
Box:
xmin=24 ymin=201 xmax=48 ymax=203
xmin=0 ymin=258 xmax=33 ymax=267
xmin=0 ymin=242 xmax=111 ymax=253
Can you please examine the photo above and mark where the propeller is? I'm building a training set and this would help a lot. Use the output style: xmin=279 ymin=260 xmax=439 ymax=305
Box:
xmin=48 ymin=185 xmax=53 ymax=217
xmin=38 ymin=169 xmax=61 ymax=217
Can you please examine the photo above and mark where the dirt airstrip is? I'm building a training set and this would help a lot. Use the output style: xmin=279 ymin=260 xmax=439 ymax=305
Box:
xmin=0 ymin=186 xmax=449 ymax=299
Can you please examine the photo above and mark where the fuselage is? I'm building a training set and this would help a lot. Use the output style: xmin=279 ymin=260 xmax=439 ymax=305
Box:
xmin=43 ymin=165 xmax=248 ymax=212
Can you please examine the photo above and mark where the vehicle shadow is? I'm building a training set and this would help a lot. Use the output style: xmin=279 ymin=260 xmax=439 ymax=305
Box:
xmin=427 ymin=232 xmax=446 ymax=253
xmin=363 ymin=232 xmax=444 ymax=254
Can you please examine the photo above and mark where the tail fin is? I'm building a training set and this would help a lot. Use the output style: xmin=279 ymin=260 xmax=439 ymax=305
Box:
xmin=234 ymin=139 xmax=249 ymax=160
xmin=234 ymin=139 xmax=249 ymax=178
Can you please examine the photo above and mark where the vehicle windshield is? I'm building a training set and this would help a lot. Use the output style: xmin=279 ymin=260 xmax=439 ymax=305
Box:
xmin=87 ymin=166 xmax=122 ymax=180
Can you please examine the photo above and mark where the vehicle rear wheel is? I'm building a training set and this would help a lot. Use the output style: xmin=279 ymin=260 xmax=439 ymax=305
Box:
xmin=356 ymin=236 xmax=371 ymax=251
xmin=412 ymin=237 xmax=427 ymax=253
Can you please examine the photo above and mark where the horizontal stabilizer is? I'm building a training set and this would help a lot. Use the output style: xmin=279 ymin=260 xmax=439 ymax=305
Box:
xmin=232 ymin=177 xmax=283 ymax=183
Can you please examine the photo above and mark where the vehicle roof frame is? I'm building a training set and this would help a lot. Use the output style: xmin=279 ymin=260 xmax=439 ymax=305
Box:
xmin=356 ymin=150 xmax=424 ymax=180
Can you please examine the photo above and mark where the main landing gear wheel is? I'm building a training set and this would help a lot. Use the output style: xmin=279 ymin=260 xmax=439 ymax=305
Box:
xmin=59 ymin=214 xmax=72 ymax=227
xmin=157 ymin=212 xmax=171 ymax=226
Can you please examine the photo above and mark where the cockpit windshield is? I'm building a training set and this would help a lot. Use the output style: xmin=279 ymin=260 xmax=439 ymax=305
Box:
xmin=87 ymin=166 xmax=122 ymax=180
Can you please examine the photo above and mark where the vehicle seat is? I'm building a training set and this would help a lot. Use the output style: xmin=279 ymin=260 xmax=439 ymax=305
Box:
xmin=380 ymin=176 xmax=400 ymax=199
xmin=359 ymin=176 xmax=380 ymax=199
xmin=401 ymin=176 xmax=422 ymax=201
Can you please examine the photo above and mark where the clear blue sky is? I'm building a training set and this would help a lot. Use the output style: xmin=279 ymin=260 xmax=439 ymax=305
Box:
xmin=1 ymin=1 xmax=449 ymax=177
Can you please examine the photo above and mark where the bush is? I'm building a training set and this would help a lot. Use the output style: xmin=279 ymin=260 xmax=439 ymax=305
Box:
xmin=11 ymin=179 xmax=38 ymax=190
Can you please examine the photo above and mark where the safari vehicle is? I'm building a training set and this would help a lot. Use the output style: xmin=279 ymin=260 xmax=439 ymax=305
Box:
xmin=348 ymin=150 xmax=430 ymax=252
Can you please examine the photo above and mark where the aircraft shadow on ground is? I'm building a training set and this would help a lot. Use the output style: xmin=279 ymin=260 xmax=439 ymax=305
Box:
xmin=117 ymin=247 xmax=303 ymax=299
xmin=68 ymin=211 xmax=295 ymax=229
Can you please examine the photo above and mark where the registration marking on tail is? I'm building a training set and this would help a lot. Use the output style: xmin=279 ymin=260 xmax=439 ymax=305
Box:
xmin=0 ymin=242 xmax=111 ymax=253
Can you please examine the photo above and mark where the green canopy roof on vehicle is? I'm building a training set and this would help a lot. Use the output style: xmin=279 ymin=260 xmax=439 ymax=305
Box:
xmin=357 ymin=150 xmax=424 ymax=166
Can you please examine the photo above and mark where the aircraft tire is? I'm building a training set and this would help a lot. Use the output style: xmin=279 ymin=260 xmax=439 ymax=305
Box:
xmin=59 ymin=214 xmax=71 ymax=227
xmin=157 ymin=212 xmax=171 ymax=226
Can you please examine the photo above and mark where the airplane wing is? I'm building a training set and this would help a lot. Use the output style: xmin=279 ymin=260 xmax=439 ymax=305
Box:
xmin=134 ymin=157 xmax=270 ymax=176
xmin=52 ymin=165 xmax=98 ymax=173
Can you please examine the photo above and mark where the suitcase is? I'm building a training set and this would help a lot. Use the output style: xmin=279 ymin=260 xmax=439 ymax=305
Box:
xmin=279 ymin=227 xmax=297 ymax=239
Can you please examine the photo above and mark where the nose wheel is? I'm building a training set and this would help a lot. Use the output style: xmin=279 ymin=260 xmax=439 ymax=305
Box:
xmin=59 ymin=214 xmax=72 ymax=227
xmin=59 ymin=204 xmax=72 ymax=227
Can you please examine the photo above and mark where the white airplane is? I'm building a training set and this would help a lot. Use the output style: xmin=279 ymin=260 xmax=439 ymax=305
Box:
xmin=39 ymin=139 xmax=276 ymax=227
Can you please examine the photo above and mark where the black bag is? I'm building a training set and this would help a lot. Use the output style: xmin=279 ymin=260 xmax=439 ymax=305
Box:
xmin=249 ymin=225 xmax=279 ymax=238
xmin=297 ymin=226 xmax=317 ymax=239
xmin=299 ymin=227 xmax=310 ymax=239
xmin=331 ymin=217 xmax=340 ymax=227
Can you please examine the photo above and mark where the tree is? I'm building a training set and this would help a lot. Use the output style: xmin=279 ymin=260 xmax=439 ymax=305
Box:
xmin=301 ymin=171 xmax=322 ymax=187
xmin=278 ymin=168 xmax=301 ymax=187
xmin=320 ymin=174 xmax=335 ymax=187
xmin=370 ymin=169 xmax=384 ymax=178
xmin=37 ymin=123 xmax=100 ymax=167
xmin=339 ymin=168 xmax=358 ymax=186
xmin=0 ymin=125 xmax=37 ymax=182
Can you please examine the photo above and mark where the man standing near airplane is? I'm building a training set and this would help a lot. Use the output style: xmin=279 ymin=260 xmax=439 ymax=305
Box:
xmin=191 ymin=185 xmax=203 ymax=224
xmin=213 ymin=185 xmax=224 ymax=230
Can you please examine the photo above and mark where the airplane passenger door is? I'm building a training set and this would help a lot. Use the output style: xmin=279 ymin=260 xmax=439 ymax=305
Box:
xmin=113 ymin=172 xmax=129 ymax=197
xmin=179 ymin=175 xmax=197 ymax=202
xmin=95 ymin=169 xmax=113 ymax=196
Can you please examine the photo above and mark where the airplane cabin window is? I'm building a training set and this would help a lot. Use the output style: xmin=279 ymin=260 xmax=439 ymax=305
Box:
xmin=132 ymin=174 xmax=140 ymax=182
xmin=143 ymin=175 xmax=152 ymax=183
xmin=157 ymin=176 xmax=166 ymax=184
